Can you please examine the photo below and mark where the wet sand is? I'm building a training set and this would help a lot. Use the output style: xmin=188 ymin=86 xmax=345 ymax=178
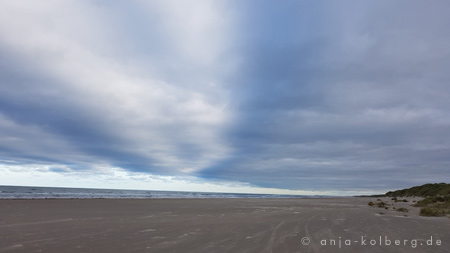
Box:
xmin=0 ymin=197 xmax=449 ymax=252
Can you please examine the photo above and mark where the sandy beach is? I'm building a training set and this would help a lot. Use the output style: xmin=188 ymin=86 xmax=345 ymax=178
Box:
xmin=0 ymin=197 xmax=448 ymax=253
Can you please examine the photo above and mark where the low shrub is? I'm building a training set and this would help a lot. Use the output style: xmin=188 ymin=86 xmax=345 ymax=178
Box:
xmin=420 ymin=207 xmax=444 ymax=217
xmin=377 ymin=202 xmax=387 ymax=208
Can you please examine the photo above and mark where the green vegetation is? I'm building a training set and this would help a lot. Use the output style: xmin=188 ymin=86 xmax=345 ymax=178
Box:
xmin=391 ymin=197 xmax=408 ymax=202
xmin=414 ymin=196 xmax=450 ymax=216
xmin=386 ymin=183 xmax=450 ymax=197
xmin=396 ymin=207 xmax=408 ymax=213
xmin=414 ymin=195 xmax=450 ymax=207
xmin=377 ymin=201 xmax=387 ymax=208
xmin=420 ymin=207 xmax=447 ymax=217
xmin=385 ymin=183 xmax=450 ymax=217
xmin=368 ymin=200 xmax=390 ymax=210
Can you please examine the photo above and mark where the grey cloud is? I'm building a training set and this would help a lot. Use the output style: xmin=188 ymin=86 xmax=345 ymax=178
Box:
xmin=1 ymin=1 xmax=450 ymax=193
xmin=198 ymin=0 xmax=450 ymax=192
xmin=0 ymin=1 xmax=231 ymax=176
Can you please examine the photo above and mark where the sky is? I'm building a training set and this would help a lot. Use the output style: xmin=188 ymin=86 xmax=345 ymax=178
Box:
xmin=1 ymin=0 xmax=450 ymax=196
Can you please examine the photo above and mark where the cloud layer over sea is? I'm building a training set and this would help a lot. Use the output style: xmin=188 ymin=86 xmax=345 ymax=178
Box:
xmin=1 ymin=1 xmax=450 ymax=194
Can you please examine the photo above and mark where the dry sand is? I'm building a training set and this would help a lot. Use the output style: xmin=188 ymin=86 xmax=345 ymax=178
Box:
xmin=0 ymin=197 xmax=449 ymax=252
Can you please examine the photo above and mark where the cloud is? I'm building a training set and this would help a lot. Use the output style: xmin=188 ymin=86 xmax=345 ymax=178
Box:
xmin=0 ymin=0 xmax=233 ymax=175
xmin=0 ymin=1 xmax=450 ymax=194
xmin=198 ymin=0 xmax=450 ymax=191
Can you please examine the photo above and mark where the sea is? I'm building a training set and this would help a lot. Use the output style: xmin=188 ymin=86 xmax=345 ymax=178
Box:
xmin=0 ymin=185 xmax=320 ymax=199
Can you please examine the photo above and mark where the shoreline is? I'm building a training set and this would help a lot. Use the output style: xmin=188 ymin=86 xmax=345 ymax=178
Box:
xmin=0 ymin=185 xmax=341 ymax=200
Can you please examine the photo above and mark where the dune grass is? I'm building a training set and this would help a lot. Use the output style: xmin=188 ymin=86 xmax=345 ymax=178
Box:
xmin=385 ymin=183 xmax=450 ymax=217
xmin=386 ymin=183 xmax=450 ymax=197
